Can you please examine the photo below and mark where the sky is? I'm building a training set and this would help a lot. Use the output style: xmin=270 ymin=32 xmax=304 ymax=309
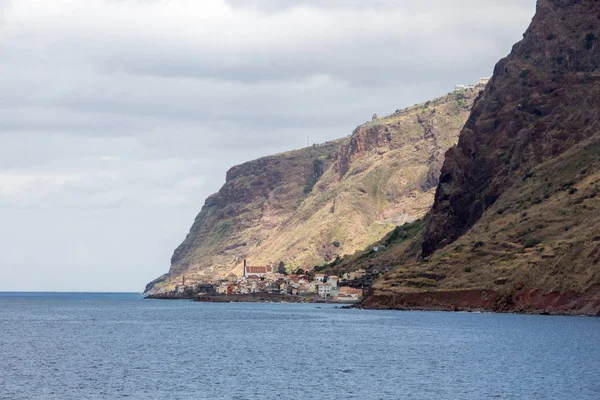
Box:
xmin=0 ymin=0 xmax=537 ymax=292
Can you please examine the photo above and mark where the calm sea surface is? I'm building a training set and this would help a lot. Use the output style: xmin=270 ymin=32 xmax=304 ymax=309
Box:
xmin=1 ymin=293 xmax=599 ymax=399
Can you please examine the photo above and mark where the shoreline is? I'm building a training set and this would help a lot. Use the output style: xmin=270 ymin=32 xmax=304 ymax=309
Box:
xmin=145 ymin=292 xmax=359 ymax=305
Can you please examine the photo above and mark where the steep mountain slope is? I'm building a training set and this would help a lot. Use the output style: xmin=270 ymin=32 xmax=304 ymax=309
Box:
xmin=146 ymin=89 xmax=478 ymax=293
xmin=364 ymin=0 xmax=600 ymax=315
xmin=146 ymin=140 xmax=345 ymax=293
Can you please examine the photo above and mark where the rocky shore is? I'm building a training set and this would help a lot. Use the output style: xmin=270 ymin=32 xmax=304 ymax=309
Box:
xmin=359 ymin=285 xmax=600 ymax=317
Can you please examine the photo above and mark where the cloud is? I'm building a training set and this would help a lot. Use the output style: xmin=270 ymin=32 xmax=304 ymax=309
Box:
xmin=0 ymin=0 xmax=537 ymax=291
xmin=0 ymin=0 xmax=537 ymax=139
xmin=2 ymin=0 xmax=533 ymax=85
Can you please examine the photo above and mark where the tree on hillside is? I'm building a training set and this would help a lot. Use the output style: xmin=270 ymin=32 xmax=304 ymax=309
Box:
xmin=278 ymin=261 xmax=287 ymax=275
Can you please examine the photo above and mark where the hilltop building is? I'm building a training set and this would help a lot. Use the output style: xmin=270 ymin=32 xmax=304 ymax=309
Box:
xmin=455 ymin=77 xmax=491 ymax=92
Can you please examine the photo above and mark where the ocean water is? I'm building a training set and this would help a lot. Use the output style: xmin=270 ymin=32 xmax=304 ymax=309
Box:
xmin=1 ymin=293 xmax=599 ymax=399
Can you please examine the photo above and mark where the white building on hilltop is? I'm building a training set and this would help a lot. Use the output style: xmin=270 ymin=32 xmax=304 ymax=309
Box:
xmin=455 ymin=78 xmax=491 ymax=92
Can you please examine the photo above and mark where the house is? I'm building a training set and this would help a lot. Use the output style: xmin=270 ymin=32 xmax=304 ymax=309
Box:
xmin=235 ymin=282 xmax=250 ymax=294
xmin=216 ymin=286 xmax=227 ymax=294
xmin=327 ymin=276 xmax=339 ymax=288
xmin=264 ymin=281 xmax=281 ymax=293
xmin=314 ymin=274 xmax=326 ymax=283
xmin=277 ymin=280 xmax=287 ymax=294
xmin=267 ymin=273 xmax=286 ymax=282
xmin=216 ymin=281 xmax=235 ymax=295
xmin=175 ymin=285 xmax=188 ymax=293
xmin=318 ymin=284 xmax=338 ymax=299
xmin=245 ymin=275 xmax=260 ymax=290
xmin=288 ymin=282 xmax=308 ymax=296
xmin=347 ymin=269 xmax=367 ymax=280
xmin=296 ymin=284 xmax=308 ymax=294
xmin=305 ymin=282 xmax=319 ymax=293
xmin=337 ymin=287 xmax=363 ymax=300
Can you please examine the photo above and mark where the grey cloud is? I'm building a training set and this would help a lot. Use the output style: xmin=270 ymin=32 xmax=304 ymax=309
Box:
xmin=225 ymin=0 xmax=532 ymax=13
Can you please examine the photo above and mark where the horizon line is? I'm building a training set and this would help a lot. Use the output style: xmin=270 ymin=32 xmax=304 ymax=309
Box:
xmin=0 ymin=291 xmax=143 ymax=294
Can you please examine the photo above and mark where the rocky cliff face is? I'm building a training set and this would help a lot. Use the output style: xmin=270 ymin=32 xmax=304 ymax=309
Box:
xmin=146 ymin=89 xmax=477 ymax=293
xmin=423 ymin=0 xmax=600 ymax=255
xmin=364 ymin=0 xmax=600 ymax=315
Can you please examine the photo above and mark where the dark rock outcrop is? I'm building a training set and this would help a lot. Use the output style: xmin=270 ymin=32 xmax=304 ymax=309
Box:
xmin=422 ymin=0 xmax=600 ymax=256
xmin=361 ymin=285 xmax=600 ymax=316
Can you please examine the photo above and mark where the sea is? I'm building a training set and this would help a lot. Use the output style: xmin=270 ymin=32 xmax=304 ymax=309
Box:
xmin=1 ymin=293 xmax=599 ymax=400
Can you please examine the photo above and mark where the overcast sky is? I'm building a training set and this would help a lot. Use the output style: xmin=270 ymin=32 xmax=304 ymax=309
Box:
xmin=0 ymin=0 xmax=536 ymax=292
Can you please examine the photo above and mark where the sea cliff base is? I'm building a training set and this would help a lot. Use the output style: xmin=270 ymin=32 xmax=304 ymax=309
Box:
xmin=359 ymin=285 xmax=600 ymax=316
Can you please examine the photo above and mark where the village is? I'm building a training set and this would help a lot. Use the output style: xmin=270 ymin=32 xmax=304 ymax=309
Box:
xmin=168 ymin=260 xmax=365 ymax=303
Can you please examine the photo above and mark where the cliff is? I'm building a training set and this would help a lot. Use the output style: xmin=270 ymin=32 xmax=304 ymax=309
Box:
xmin=146 ymin=89 xmax=478 ymax=293
xmin=364 ymin=0 xmax=600 ymax=315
